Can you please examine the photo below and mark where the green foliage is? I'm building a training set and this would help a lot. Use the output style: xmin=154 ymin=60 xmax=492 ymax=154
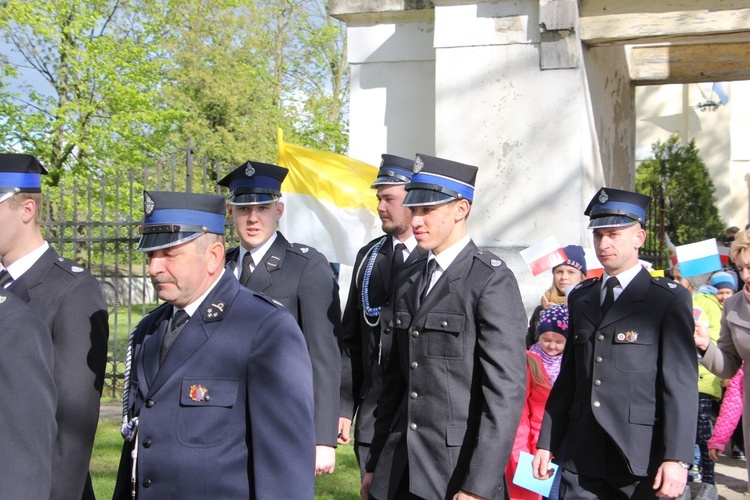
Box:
xmin=0 ymin=0 xmax=349 ymax=186
xmin=636 ymin=135 xmax=725 ymax=252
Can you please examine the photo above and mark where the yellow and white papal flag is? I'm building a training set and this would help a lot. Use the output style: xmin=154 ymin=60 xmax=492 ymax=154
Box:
xmin=277 ymin=129 xmax=382 ymax=266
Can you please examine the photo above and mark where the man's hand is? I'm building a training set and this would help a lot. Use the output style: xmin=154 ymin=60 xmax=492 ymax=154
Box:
xmin=694 ymin=322 xmax=710 ymax=350
xmin=338 ymin=417 xmax=352 ymax=445
xmin=453 ymin=490 xmax=487 ymax=500
xmin=652 ymin=460 xmax=688 ymax=498
xmin=532 ymin=449 xmax=556 ymax=480
xmin=361 ymin=471 xmax=373 ymax=499
xmin=316 ymin=445 xmax=336 ymax=475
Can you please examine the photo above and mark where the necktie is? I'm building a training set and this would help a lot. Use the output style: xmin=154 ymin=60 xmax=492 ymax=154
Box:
xmin=160 ymin=309 xmax=189 ymax=364
xmin=392 ymin=243 xmax=406 ymax=278
xmin=601 ymin=277 xmax=620 ymax=317
xmin=239 ymin=252 xmax=254 ymax=287
xmin=419 ymin=259 xmax=438 ymax=304
xmin=0 ymin=269 xmax=12 ymax=288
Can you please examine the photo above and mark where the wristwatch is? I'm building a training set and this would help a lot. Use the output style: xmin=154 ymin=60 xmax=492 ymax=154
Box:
xmin=677 ymin=461 xmax=691 ymax=469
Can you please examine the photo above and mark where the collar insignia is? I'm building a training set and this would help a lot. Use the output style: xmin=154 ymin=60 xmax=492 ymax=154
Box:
xmin=71 ymin=266 xmax=84 ymax=273
xmin=204 ymin=301 xmax=226 ymax=320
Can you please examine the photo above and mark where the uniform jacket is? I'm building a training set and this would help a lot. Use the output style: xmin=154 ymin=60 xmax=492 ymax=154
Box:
xmin=226 ymin=231 xmax=341 ymax=446
xmin=367 ymin=241 xmax=528 ymax=500
xmin=0 ymin=290 xmax=57 ymax=500
xmin=340 ymin=235 xmax=426 ymax=444
xmin=113 ymin=271 xmax=315 ymax=499
xmin=8 ymin=246 xmax=109 ymax=500
xmin=538 ymin=268 xmax=698 ymax=477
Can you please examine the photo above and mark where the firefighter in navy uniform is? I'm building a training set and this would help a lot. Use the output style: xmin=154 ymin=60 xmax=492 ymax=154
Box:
xmin=362 ymin=154 xmax=528 ymax=500
xmin=218 ymin=162 xmax=341 ymax=475
xmin=113 ymin=191 xmax=315 ymax=499
xmin=339 ymin=154 xmax=427 ymax=476
xmin=0 ymin=153 xmax=108 ymax=500
xmin=533 ymin=188 xmax=698 ymax=499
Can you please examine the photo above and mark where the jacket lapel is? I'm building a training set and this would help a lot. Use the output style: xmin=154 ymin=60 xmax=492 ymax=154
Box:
xmin=412 ymin=242 xmax=475 ymax=322
xmin=598 ymin=267 xmax=651 ymax=329
xmin=146 ymin=273 xmax=239 ymax=397
xmin=139 ymin=307 xmax=171 ymax=394
xmin=247 ymin=233 xmax=287 ymax=293
xmin=7 ymin=246 xmax=58 ymax=302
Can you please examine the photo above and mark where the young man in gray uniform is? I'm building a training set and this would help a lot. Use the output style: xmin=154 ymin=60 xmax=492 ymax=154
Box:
xmin=363 ymin=154 xmax=527 ymax=500
xmin=218 ymin=162 xmax=341 ymax=475
xmin=339 ymin=154 xmax=426 ymax=476
xmin=0 ymin=153 xmax=108 ymax=500
xmin=114 ymin=191 xmax=315 ymax=499
xmin=533 ymin=188 xmax=698 ymax=499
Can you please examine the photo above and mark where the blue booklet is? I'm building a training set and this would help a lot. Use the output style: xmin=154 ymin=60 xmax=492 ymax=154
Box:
xmin=512 ymin=451 xmax=559 ymax=497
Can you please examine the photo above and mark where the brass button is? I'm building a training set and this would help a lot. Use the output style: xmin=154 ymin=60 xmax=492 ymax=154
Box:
xmin=594 ymin=380 xmax=601 ymax=386
xmin=593 ymin=401 xmax=601 ymax=408
xmin=145 ymin=399 xmax=155 ymax=408
xmin=597 ymin=334 xmax=604 ymax=341
xmin=412 ymin=330 xmax=419 ymax=338
xmin=410 ymin=423 xmax=417 ymax=431
xmin=410 ymin=392 xmax=418 ymax=400
xmin=595 ymin=356 xmax=603 ymax=363
xmin=410 ymin=362 xmax=418 ymax=370
xmin=441 ymin=321 xmax=448 ymax=327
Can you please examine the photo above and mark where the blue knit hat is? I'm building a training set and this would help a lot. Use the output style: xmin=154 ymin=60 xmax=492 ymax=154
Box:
xmin=710 ymin=271 xmax=738 ymax=292
xmin=553 ymin=245 xmax=587 ymax=276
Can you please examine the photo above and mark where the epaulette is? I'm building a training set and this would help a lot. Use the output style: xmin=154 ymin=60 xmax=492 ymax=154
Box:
xmin=651 ymin=275 xmax=683 ymax=294
xmin=53 ymin=256 xmax=89 ymax=278
xmin=570 ymin=277 xmax=600 ymax=293
xmin=288 ymin=243 xmax=319 ymax=258
xmin=474 ymin=249 xmax=506 ymax=270
xmin=253 ymin=290 xmax=285 ymax=309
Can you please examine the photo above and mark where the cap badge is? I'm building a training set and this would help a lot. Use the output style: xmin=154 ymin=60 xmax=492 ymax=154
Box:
xmin=385 ymin=170 xmax=395 ymax=177
xmin=71 ymin=266 xmax=84 ymax=273
xmin=189 ymin=384 xmax=210 ymax=402
xmin=491 ymin=259 xmax=502 ymax=267
xmin=598 ymin=189 xmax=608 ymax=204
xmin=414 ymin=156 xmax=424 ymax=174
xmin=245 ymin=164 xmax=255 ymax=177
xmin=144 ymin=192 xmax=155 ymax=216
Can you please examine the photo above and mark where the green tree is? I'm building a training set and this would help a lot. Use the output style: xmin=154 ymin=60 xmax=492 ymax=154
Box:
xmin=636 ymin=135 xmax=725 ymax=258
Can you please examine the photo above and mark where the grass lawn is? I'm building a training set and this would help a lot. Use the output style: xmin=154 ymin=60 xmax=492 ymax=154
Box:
xmin=91 ymin=419 xmax=361 ymax=499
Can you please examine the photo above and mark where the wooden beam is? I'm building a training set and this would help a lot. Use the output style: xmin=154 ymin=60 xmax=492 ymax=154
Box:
xmin=579 ymin=7 xmax=750 ymax=45
xmin=629 ymin=42 xmax=750 ymax=84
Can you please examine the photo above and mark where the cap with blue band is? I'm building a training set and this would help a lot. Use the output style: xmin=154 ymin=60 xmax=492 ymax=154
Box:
xmin=217 ymin=161 xmax=288 ymax=205
xmin=0 ymin=153 xmax=47 ymax=203
xmin=584 ymin=187 xmax=651 ymax=229
xmin=370 ymin=154 xmax=414 ymax=188
xmin=137 ymin=191 xmax=226 ymax=252
xmin=403 ymin=153 xmax=478 ymax=207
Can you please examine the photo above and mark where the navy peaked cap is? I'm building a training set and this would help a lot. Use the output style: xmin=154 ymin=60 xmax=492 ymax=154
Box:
xmin=217 ymin=161 xmax=288 ymax=205
xmin=137 ymin=191 xmax=226 ymax=251
xmin=403 ymin=153 xmax=478 ymax=206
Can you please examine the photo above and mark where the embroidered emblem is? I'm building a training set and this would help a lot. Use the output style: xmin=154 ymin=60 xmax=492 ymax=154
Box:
xmin=414 ymin=156 xmax=424 ymax=174
xmin=245 ymin=164 xmax=255 ymax=177
xmin=189 ymin=384 xmax=210 ymax=402
xmin=491 ymin=259 xmax=502 ymax=267
xmin=144 ymin=192 xmax=155 ymax=215
xmin=71 ymin=266 xmax=84 ymax=273
xmin=300 ymin=247 xmax=309 ymax=254
xmin=205 ymin=301 xmax=226 ymax=319
xmin=598 ymin=189 xmax=608 ymax=204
